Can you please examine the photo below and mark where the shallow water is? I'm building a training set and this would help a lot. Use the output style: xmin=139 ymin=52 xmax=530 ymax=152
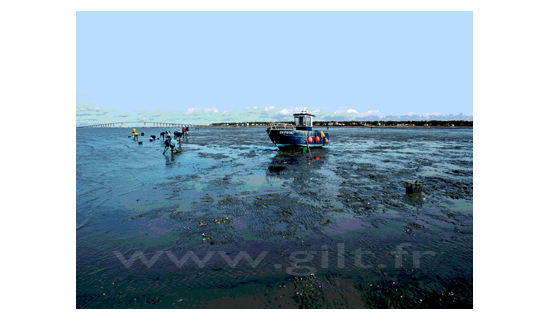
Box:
xmin=76 ymin=127 xmax=473 ymax=308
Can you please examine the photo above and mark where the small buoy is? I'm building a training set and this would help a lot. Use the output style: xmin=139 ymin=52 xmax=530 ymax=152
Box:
xmin=315 ymin=136 xmax=320 ymax=142
xmin=307 ymin=137 xmax=313 ymax=143
xmin=314 ymin=156 xmax=320 ymax=160
xmin=141 ymin=132 xmax=144 ymax=136
xmin=324 ymin=138 xmax=328 ymax=143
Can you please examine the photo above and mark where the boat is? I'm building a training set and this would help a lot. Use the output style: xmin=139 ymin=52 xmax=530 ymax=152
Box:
xmin=266 ymin=110 xmax=330 ymax=150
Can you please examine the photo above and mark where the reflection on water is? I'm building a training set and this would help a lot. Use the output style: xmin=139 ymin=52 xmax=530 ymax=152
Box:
xmin=266 ymin=150 xmax=329 ymax=184
xmin=77 ymin=127 xmax=473 ymax=308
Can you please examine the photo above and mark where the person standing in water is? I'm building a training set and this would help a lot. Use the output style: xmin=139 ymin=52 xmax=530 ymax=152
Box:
xmin=173 ymin=129 xmax=182 ymax=144
xmin=132 ymin=128 xmax=138 ymax=141
xmin=162 ymin=137 xmax=170 ymax=154
xmin=163 ymin=136 xmax=178 ymax=154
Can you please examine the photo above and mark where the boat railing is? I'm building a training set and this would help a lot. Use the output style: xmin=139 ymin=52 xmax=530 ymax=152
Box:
xmin=266 ymin=123 xmax=295 ymax=131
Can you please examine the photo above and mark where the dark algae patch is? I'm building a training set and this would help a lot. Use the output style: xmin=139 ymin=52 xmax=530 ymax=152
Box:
xmin=77 ymin=127 xmax=473 ymax=308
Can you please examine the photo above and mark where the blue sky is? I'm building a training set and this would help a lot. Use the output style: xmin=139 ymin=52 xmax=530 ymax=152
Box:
xmin=76 ymin=11 xmax=472 ymax=125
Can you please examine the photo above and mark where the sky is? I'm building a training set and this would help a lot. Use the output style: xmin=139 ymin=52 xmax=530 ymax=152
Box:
xmin=76 ymin=11 xmax=473 ymax=125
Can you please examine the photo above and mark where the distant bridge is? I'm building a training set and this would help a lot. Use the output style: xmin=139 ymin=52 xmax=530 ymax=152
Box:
xmin=77 ymin=121 xmax=199 ymax=129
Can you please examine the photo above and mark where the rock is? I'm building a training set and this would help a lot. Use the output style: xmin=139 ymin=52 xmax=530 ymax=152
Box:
xmin=403 ymin=180 xmax=422 ymax=194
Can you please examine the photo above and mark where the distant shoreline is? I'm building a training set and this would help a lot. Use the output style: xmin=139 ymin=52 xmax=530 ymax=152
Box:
xmin=209 ymin=125 xmax=473 ymax=129
xmin=77 ymin=119 xmax=472 ymax=129
xmin=77 ymin=125 xmax=473 ymax=129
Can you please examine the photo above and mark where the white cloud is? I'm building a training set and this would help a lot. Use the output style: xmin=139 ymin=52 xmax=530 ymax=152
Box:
xmin=186 ymin=107 xmax=201 ymax=114
xmin=358 ymin=110 xmax=379 ymax=117
xmin=203 ymin=107 xmax=219 ymax=113
xmin=423 ymin=112 xmax=442 ymax=117
xmin=76 ymin=93 xmax=470 ymax=127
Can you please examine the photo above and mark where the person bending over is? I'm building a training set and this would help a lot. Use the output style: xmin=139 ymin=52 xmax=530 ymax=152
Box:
xmin=173 ymin=130 xmax=183 ymax=143
xmin=163 ymin=137 xmax=179 ymax=154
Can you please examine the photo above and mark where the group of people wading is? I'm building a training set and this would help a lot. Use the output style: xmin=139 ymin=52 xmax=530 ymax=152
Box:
xmin=132 ymin=126 xmax=190 ymax=155
xmin=162 ymin=126 xmax=189 ymax=155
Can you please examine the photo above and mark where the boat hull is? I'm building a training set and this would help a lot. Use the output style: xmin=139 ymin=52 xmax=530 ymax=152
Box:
xmin=267 ymin=129 xmax=330 ymax=149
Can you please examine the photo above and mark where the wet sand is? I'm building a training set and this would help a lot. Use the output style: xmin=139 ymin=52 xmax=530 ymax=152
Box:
xmin=77 ymin=127 xmax=473 ymax=308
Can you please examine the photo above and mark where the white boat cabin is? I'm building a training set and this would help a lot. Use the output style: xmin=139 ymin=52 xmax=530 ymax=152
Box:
xmin=293 ymin=112 xmax=315 ymax=131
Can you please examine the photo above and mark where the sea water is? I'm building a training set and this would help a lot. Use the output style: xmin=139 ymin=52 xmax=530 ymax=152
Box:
xmin=76 ymin=126 xmax=473 ymax=308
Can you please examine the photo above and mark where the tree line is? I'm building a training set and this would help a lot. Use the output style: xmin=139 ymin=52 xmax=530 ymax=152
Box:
xmin=210 ymin=120 xmax=473 ymax=127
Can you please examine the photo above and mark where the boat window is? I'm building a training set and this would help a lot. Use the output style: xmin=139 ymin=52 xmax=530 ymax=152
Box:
xmin=306 ymin=117 xmax=311 ymax=126
xmin=295 ymin=116 xmax=305 ymax=126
